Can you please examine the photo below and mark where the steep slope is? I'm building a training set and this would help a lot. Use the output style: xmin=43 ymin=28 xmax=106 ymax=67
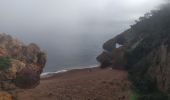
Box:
xmin=97 ymin=3 xmax=170 ymax=100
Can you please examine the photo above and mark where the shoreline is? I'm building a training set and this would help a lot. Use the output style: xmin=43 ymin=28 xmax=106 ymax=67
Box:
xmin=40 ymin=65 xmax=99 ymax=78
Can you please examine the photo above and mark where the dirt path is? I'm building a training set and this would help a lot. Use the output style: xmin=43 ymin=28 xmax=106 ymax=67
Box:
xmin=17 ymin=68 xmax=130 ymax=100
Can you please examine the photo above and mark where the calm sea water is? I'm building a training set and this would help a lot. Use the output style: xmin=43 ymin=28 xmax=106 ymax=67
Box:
xmin=8 ymin=31 xmax=118 ymax=72
xmin=41 ymin=34 xmax=113 ymax=72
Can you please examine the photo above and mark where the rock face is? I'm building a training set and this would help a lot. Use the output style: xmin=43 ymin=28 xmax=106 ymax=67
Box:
xmin=97 ymin=3 xmax=170 ymax=98
xmin=0 ymin=33 xmax=47 ymax=97
xmin=97 ymin=47 xmax=127 ymax=69
xmin=97 ymin=29 xmax=134 ymax=69
xmin=0 ymin=92 xmax=12 ymax=100
xmin=148 ymin=44 xmax=170 ymax=92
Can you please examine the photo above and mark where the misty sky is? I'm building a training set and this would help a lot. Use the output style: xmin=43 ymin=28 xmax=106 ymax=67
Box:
xmin=0 ymin=0 xmax=165 ymax=72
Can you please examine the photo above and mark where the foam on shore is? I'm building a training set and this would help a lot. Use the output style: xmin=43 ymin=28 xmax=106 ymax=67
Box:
xmin=40 ymin=65 xmax=99 ymax=78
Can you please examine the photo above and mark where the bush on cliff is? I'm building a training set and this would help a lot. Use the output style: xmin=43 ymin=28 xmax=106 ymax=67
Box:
xmin=0 ymin=56 xmax=11 ymax=70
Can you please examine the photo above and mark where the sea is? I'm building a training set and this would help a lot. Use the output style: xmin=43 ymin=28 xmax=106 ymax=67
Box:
xmin=8 ymin=31 xmax=117 ymax=75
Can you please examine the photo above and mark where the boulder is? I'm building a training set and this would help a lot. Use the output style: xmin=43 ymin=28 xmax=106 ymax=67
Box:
xmin=0 ymin=33 xmax=47 ymax=98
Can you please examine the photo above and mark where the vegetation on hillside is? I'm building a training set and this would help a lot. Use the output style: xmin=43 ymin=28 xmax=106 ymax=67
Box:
xmin=0 ymin=56 xmax=11 ymax=70
xmin=125 ymin=3 xmax=170 ymax=100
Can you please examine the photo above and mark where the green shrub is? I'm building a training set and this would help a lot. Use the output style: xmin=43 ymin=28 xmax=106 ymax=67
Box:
xmin=0 ymin=56 xmax=11 ymax=70
xmin=138 ymin=92 xmax=168 ymax=100
xmin=129 ymin=91 xmax=139 ymax=100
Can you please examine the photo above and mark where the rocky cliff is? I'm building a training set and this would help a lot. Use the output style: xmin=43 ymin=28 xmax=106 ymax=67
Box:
xmin=0 ymin=33 xmax=47 ymax=99
xmin=97 ymin=3 xmax=170 ymax=99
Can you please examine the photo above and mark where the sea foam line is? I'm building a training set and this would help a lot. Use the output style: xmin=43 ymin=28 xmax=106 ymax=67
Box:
xmin=40 ymin=64 xmax=98 ymax=78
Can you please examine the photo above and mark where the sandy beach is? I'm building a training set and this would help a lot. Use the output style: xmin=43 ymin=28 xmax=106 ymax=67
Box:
xmin=17 ymin=67 xmax=130 ymax=100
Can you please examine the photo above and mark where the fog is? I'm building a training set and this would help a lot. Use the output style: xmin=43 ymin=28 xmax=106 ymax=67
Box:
xmin=0 ymin=0 xmax=165 ymax=72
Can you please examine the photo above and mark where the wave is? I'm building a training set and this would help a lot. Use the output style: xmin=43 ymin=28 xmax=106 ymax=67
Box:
xmin=40 ymin=64 xmax=99 ymax=78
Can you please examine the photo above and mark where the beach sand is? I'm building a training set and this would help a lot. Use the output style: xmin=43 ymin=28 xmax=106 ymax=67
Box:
xmin=17 ymin=67 xmax=130 ymax=100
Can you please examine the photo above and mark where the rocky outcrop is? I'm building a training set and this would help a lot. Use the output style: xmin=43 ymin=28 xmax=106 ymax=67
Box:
xmin=97 ymin=28 xmax=145 ymax=69
xmin=147 ymin=44 xmax=170 ymax=92
xmin=0 ymin=33 xmax=47 ymax=98
xmin=96 ymin=52 xmax=112 ymax=68
xmin=97 ymin=47 xmax=127 ymax=69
